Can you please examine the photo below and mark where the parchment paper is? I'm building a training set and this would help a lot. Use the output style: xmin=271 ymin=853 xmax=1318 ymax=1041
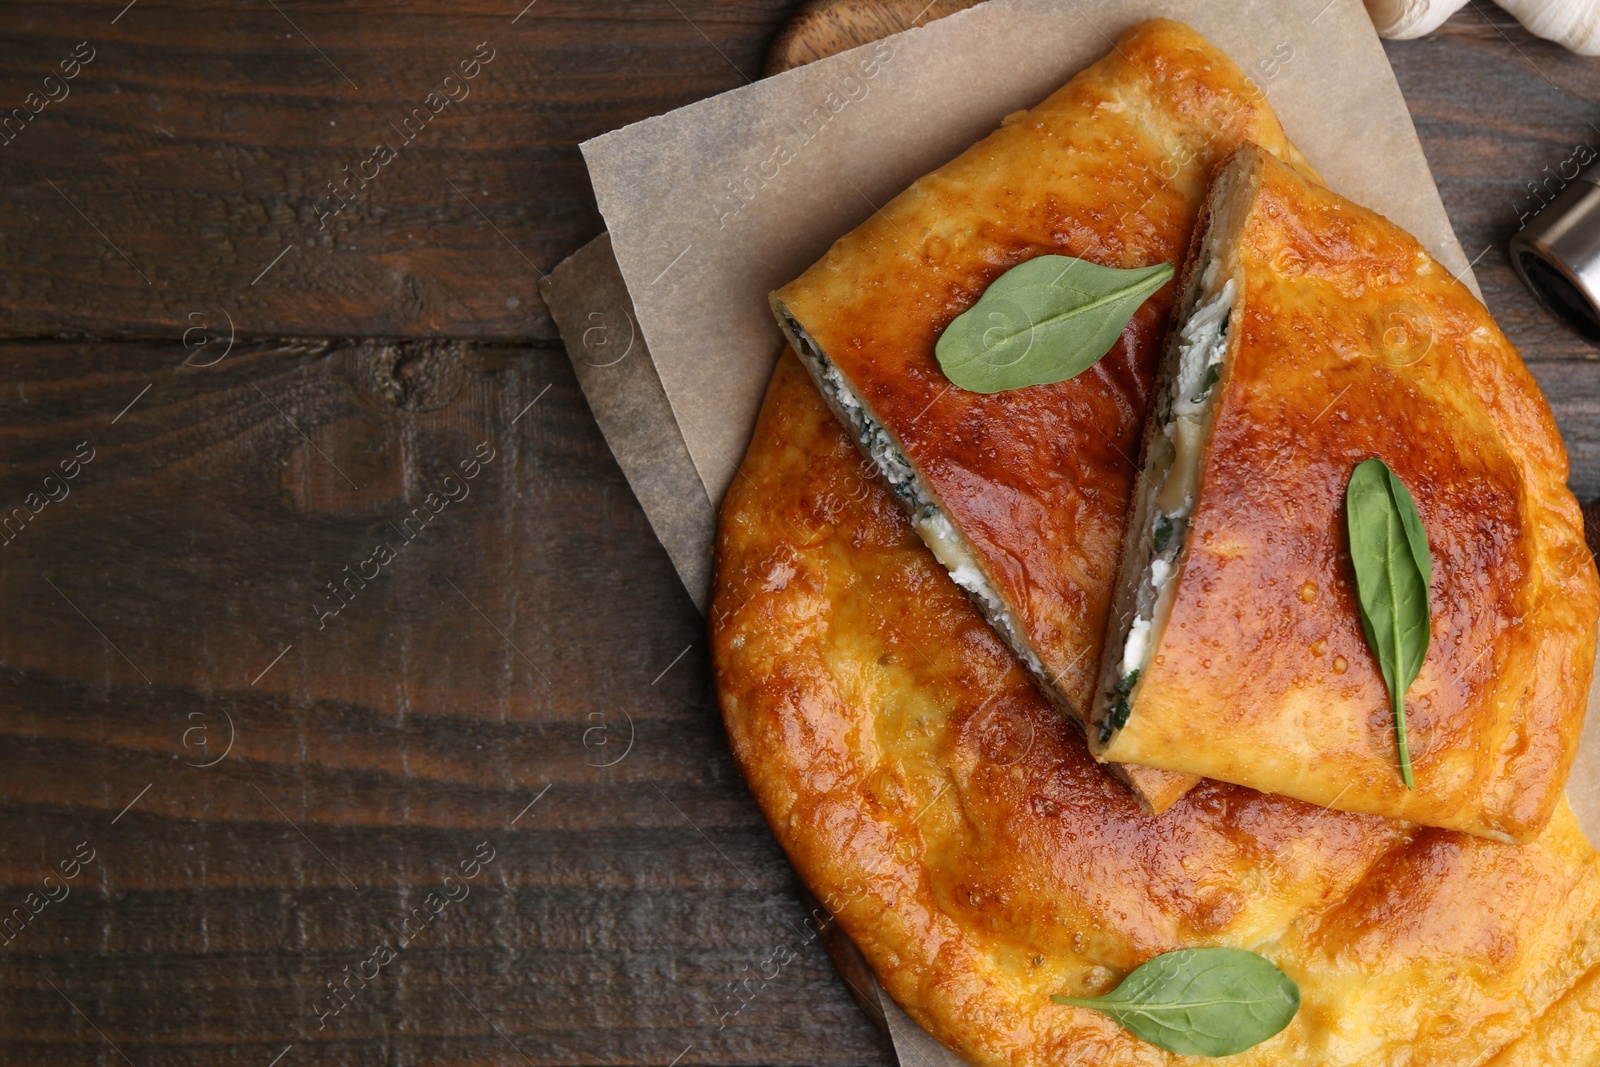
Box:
xmin=581 ymin=0 xmax=1478 ymax=509
xmin=540 ymin=234 xmax=716 ymax=611
xmin=544 ymin=0 xmax=1597 ymax=1060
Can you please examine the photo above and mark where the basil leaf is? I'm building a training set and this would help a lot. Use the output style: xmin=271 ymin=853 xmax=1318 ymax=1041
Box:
xmin=935 ymin=256 xmax=1173 ymax=394
xmin=1052 ymin=947 xmax=1299 ymax=1056
xmin=1345 ymin=457 xmax=1432 ymax=789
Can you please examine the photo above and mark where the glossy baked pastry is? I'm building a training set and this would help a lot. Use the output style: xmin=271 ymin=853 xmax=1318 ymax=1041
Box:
xmin=1091 ymin=144 xmax=1600 ymax=843
xmin=711 ymin=351 xmax=1600 ymax=1066
xmin=770 ymin=18 xmax=1321 ymax=813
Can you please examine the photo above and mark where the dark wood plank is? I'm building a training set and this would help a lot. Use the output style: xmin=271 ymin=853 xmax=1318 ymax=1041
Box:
xmin=0 ymin=1 xmax=793 ymax=342
xmin=0 ymin=338 xmax=891 ymax=1065
xmin=1389 ymin=3 xmax=1600 ymax=361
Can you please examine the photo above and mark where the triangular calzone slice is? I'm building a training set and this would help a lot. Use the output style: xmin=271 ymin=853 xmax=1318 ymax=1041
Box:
xmin=1093 ymin=143 xmax=1599 ymax=842
xmin=771 ymin=19 xmax=1322 ymax=813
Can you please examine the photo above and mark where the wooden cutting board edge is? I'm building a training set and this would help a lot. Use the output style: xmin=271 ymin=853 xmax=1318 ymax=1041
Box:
xmin=764 ymin=0 xmax=983 ymax=76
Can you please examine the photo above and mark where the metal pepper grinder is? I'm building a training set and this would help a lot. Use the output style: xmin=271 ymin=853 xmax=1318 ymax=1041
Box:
xmin=1510 ymin=175 xmax=1600 ymax=341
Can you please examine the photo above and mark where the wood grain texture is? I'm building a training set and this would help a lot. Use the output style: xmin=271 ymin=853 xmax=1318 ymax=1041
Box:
xmin=0 ymin=338 xmax=892 ymax=1065
xmin=0 ymin=0 xmax=1598 ymax=1065
xmin=0 ymin=1 xmax=796 ymax=342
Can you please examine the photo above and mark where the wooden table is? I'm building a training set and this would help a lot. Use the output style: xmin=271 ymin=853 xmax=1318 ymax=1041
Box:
xmin=1 ymin=2 xmax=1597 ymax=1064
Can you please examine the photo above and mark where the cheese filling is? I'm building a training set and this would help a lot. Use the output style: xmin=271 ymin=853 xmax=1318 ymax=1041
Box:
xmin=783 ymin=314 xmax=1046 ymax=678
xmin=1103 ymin=266 xmax=1236 ymax=740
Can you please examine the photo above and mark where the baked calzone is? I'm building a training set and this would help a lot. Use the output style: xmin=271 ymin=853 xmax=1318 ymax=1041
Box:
xmin=711 ymin=351 xmax=1600 ymax=1066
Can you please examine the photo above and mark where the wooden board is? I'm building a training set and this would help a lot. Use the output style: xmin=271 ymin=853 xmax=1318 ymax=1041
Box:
xmin=764 ymin=0 xmax=980 ymax=73
xmin=2 ymin=2 xmax=1600 ymax=1065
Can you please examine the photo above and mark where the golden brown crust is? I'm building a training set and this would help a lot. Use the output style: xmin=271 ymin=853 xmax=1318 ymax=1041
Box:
xmin=771 ymin=19 xmax=1320 ymax=813
xmin=1100 ymin=146 xmax=1600 ymax=843
xmin=711 ymin=351 xmax=1600 ymax=1066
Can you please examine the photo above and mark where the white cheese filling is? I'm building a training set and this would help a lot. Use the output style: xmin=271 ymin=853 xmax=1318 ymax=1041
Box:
xmin=789 ymin=317 xmax=1046 ymax=679
xmin=1112 ymin=268 xmax=1236 ymax=700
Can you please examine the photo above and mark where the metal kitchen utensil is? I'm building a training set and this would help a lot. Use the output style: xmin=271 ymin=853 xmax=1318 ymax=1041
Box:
xmin=1511 ymin=175 xmax=1600 ymax=341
